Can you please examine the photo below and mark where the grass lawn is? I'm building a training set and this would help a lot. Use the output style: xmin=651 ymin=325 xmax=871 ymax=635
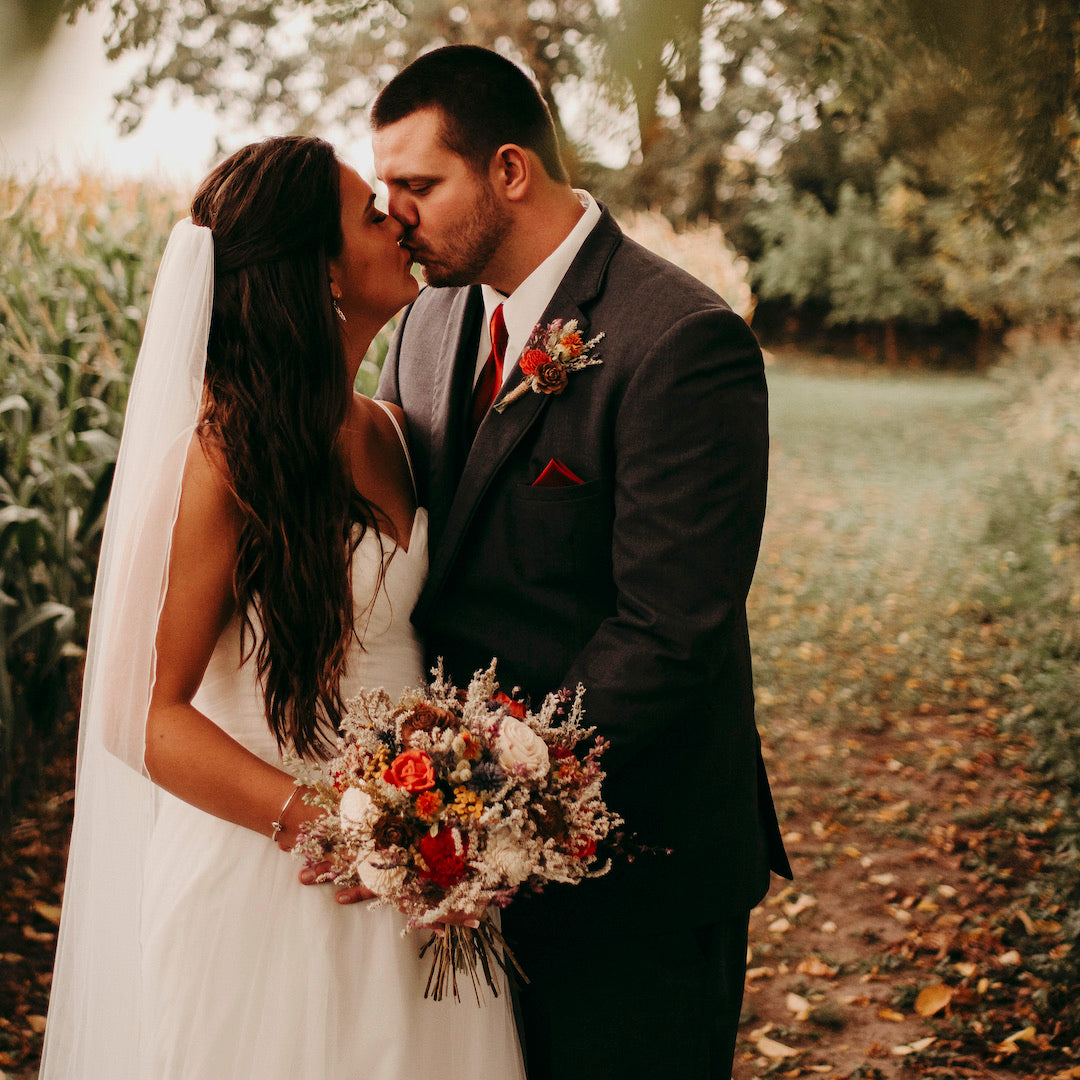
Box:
xmin=740 ymin=357 xmax=1074 ymax=1078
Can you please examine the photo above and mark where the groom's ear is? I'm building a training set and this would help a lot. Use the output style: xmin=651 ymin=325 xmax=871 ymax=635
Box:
xmin=489 ymin=144 xmax=531 ymax=202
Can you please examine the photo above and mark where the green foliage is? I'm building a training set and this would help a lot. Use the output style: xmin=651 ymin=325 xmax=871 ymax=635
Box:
xmin=749 ymin=2 xmax=1080 ymax=335
xmin=0 ymin=177 xmax=179 ymax=825
xmin=752 ymin=179 xmax=943 ymax=327
xmin=932 ymin=187 xmax=1080 ymax=328
xmin=69 ymin=0 xmax=1080 ymax=343
xmin=986 ymin=338 xmax=1080 ymax=1032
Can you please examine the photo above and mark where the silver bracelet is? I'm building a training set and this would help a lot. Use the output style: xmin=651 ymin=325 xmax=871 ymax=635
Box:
xmin=270 ymin=787 xmax=300 ymax=843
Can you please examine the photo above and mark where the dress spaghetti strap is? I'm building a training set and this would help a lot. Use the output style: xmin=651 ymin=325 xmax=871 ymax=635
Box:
xmin=372 ymin=398 xmax=418 ymax=502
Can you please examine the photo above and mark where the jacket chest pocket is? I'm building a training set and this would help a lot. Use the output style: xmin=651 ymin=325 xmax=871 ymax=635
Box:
xmin=506 ymin=479 xmax=612 ymax=586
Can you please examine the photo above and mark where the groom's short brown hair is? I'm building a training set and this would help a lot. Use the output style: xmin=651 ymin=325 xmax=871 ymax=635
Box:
xmin=371 ymin=45 xmax=569 ymax=184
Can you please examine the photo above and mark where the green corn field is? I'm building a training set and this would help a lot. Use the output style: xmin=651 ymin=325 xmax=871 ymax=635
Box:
xmin=0 ymin=176 xmax=182 ymax=826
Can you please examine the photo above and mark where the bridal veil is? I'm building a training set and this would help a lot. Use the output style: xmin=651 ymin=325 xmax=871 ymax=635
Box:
xmin=40 ymin=219 xmax=213 ymax=1077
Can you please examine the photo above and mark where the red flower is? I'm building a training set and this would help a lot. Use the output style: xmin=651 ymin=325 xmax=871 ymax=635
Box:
xmin=418 ymin=828 xmax=469 ymax=888
xmin=382 ymin=749 xmax=436 ymax=792
xmin=520 ymin=348 xmax=550 ymax=376
xmin=493 ymin=691 xmax=526 ymax=719
xmin=570 ymin=837 xmax=597 ymax=859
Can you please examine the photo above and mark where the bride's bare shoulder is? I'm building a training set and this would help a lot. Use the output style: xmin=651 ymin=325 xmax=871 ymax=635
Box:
xmin=179 ymin=429 xmax=243 ymax=530
xmin=361 ymin=395 xmax=406 ymax=431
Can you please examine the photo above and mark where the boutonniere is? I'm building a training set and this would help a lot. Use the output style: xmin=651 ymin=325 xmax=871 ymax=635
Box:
xmin=494 ymin=318 xmax=604 ymax=413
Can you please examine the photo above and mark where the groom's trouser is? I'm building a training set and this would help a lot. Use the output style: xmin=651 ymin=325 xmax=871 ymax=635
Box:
xmin=510 ymin=913 xmax=750 ymax=1080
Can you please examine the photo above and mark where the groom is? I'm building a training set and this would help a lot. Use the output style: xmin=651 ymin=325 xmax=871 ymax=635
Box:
xmin=372 ymin=45 xmax=791 ymax=1079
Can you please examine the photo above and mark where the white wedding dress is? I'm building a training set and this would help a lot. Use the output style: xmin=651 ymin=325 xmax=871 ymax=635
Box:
xmin=41 ymin=229 xmax=520 ymax=1079
xmin=136 ymin=410 xmax=525 ymax=1079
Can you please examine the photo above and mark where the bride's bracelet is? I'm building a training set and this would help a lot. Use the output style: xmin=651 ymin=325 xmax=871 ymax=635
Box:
xmin=270 ymin=787 xmax=300 ymax=843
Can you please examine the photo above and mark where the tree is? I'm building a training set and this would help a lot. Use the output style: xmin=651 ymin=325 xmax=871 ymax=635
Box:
xmin=69 ymin=0 xmax=1080 ymax=340
xmin=0 ymin=0 xmax=67 ymax=56
xmin=0 ymin=0 xmax=68 ymax=82
xmin=70 ymin=0 xmax=603 ymax=174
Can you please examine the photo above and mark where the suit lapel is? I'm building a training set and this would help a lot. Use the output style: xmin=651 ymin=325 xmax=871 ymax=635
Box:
xmin=418 ymin=209 xmax=624 ymax=615
xmin=426 ymin=287 xmax=484 ymax=545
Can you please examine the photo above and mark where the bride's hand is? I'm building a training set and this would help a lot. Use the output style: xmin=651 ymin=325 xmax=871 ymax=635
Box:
xmin=426 ymin=909 xmax=482 ymax=931
xmin=298 ymin=861 xmax=377 ymax=904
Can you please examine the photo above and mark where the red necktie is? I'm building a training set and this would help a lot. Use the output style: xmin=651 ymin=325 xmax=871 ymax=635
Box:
xmin=469 ymin=303 xmax=507 ymax=440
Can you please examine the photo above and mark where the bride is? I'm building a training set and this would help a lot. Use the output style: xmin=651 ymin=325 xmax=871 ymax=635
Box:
xmin=40 ymin=136 xmax=525 ymax=1080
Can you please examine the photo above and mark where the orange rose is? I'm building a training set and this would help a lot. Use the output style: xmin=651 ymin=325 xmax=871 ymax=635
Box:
xmin=381 ymin=749 xmax=436 ymax=792
xmin=520 ymin=348 xmax=549 ymax=376
xmin=493 ymin=691 xmax=526 ymax=719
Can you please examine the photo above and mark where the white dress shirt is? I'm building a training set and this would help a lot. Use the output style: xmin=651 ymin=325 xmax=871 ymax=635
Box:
xmin=475 ymin=190 xmax=602 ymax=388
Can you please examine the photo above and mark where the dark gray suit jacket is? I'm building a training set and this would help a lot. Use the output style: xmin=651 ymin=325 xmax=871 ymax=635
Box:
xmin=378 ymin=207 xmax=790 ymax=935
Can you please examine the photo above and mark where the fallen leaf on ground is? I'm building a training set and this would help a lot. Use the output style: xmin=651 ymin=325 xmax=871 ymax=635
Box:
xmin=783 ymin=894 xmax=818 ymax=919
xmin=757 ymin=1035 xmax=800 ymax=1059
xmin=32 ymin=901 xmax=61 ymax=926
xmin=878 ymin=1007 xmax=906 ymax=1022
xmin=786 ymin=992 xmax=811 ymax=1018
xmin=746 ymin=966 xmax=775 ymax=980
xmin=875 ymin=800 xmax=910 ymax=822
xmin=997 ymin=1026 xmax=1036 ymax=1049
xmin=892 ymin=1036 xmax=936 ymax=1055
xmin=914 ymin=983 xmax=954 ymax=1017
xmin=796 ymin=956 xmax=839 ymax=978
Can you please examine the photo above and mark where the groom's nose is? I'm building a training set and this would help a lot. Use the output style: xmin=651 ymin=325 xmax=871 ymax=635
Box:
xmin=387 ymin=189 xmax=418 ymax=230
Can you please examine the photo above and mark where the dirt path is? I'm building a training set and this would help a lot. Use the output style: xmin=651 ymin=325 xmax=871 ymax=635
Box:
xmin=3 ymin=356 xmax=1072 ymax=1079
xmin=737 ymin=358 xmax=1067 ymax=1078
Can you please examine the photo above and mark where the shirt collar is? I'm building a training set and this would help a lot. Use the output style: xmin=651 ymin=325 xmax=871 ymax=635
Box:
xmin=480 ymin=190 xmax=601 ymax=379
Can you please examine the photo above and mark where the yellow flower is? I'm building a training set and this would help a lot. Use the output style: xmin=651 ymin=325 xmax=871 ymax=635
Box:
xmin=363 ymin=746 xmax=390 ymax=780
xmin=451 ymin=786 xmax=484 ymax=820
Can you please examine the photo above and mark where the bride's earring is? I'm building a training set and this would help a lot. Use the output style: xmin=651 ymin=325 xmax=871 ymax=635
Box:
xmin=333 ymin=299 xmax=347 ymax=323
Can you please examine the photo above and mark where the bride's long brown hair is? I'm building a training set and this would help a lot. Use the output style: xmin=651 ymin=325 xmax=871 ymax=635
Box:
xmin=190 ymin=135 xmax=377 ymax=758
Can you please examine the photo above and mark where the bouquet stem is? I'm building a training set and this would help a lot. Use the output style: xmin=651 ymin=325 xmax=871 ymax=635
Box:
xmin=418 ymin=916 xmax=528 ymax=1004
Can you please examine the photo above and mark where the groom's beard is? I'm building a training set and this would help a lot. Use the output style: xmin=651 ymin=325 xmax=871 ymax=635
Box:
xmin=409 ymin=181 xmax=510 ymax=288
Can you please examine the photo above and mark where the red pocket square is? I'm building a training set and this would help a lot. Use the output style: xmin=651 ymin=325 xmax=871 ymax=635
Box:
xmin=532 ymin=459 xmax=584 ymax=487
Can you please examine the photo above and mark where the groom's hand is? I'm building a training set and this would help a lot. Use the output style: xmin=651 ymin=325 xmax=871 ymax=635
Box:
xmin=298 ymin=862 xmax=377 ymax=904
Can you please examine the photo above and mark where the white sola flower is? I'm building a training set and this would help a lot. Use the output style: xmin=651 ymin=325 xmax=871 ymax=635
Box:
xmin=339 ymin=787 xmax=377 ymax=833
xmin=496 ymin=717 xmax=549 ymax=779
xmin=356 ymin=857 xmax=408 ymax=896
xmin=483 ymin=825 xmax=532 ymax=888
